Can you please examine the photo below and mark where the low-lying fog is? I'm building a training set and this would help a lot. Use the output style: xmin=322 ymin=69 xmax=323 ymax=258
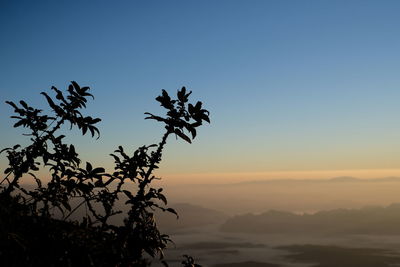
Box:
xmin=150 ymin=177 xmax=400 ymax=266
xmin=155 ymin=223 xmax=400 ymax=267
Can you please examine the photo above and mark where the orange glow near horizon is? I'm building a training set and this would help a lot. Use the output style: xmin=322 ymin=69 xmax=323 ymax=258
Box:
xmin=158 ymin=168 xmax=400 ymax=185
xmin=15 ymin=168 xmax=400 ymax=186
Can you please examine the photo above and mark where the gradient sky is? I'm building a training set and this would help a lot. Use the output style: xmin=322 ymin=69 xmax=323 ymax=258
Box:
xmin=1 ymin=0 xmax=400 ymax=183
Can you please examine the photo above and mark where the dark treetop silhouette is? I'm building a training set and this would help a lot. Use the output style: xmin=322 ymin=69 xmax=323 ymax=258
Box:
xmin=0 ymin=82 xmax=208 ymax=267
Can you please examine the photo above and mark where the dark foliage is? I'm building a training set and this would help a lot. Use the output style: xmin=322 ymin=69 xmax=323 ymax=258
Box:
xmin=181 ymin=255 xmax=202 ymax=267
xmin=0 ymin=82 xmax=208 ymax=266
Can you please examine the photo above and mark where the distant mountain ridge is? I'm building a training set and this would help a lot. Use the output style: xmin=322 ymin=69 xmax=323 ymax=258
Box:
xmin=227 ymin=176 xmax=400 ymax=186
xmin=221 ymin=203 xmax=400 ymax=235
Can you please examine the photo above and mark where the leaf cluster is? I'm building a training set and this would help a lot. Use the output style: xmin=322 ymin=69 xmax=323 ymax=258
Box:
xmin=145 ymin=87 xmax=210 ymax=143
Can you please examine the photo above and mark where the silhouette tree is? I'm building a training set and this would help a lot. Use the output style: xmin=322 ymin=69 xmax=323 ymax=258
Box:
xmin=0 ymin=82 xmax=208 ymax=266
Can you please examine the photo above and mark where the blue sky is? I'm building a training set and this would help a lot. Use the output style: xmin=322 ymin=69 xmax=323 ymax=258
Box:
xmin=1 ymin=0 xmax=400 ymax=182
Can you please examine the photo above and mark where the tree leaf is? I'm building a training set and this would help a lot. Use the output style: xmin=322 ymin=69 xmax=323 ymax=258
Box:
xmin=86 ymin=162 xmax=93 ymax=172
xmin=174 ymin=129 xmax=191 ymax=143
xmin=123 ymin=190 xmax=133 ymax=199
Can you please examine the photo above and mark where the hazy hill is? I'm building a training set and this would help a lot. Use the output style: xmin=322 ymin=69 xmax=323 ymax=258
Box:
xmin=220 ymin=203 xmax=400 ymax=234
xmin=156 ymin=203 xmax=229 ymax=232
xmin=230 ymin=176 xmax=400 ymax=185
xmin=164 ymin=177 xmax=400 ymax=215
